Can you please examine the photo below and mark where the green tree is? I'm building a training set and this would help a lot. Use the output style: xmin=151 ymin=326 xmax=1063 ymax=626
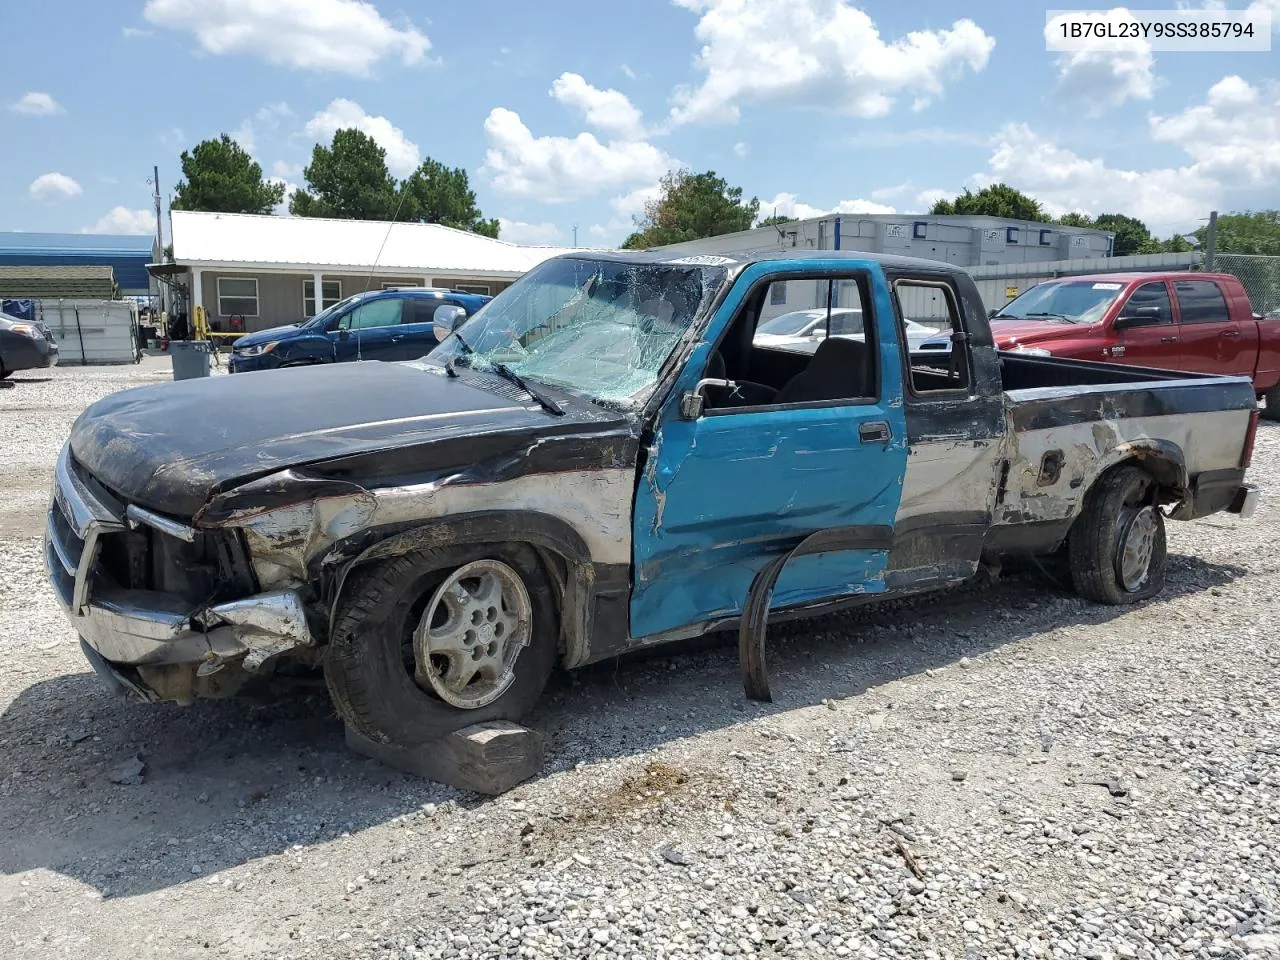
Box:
xmin=1158 ymin=233 xmax=1195 ymax=253
xmin=400 ymin=158 xmax=499 ymax=237
xmin=291 ymin=129 xmax=400 ymax=220
xmin=171 ymin=134 xmax=284 ymax=214
xmin=757 ymin=214 xmax=798 ymax=228
xmin=1093 ymin=213 xmax=1157 ymax=256
xmin=1055 ymin=212 xmax=1094 ymax=228
xmin=1198 ymin=210 xmax=1280 ymax=255
xmin=929 ymin=183 xmax=1045 ymax=221
xmin=621 ymin=169 xmax=759 ymax=249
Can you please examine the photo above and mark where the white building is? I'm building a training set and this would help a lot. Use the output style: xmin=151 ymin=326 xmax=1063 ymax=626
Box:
xmin=154 ymin=210 xmax=586 ymax=334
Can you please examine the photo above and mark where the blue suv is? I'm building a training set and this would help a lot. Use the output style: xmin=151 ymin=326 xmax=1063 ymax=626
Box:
xmin=228 ymin=287 xmax=491 ymax=373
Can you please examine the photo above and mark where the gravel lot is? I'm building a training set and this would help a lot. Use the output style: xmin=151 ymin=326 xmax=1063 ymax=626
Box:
xmin=2 ymin=360 xmax=1278 ymax=960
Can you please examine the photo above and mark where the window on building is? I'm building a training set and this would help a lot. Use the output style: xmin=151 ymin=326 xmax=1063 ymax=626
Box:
xmin=304 ymin=280 xmax=343 ymax=317
xmin=770 ymin=282 xmax=787 ymax=306
xmin=913 ymin=221 xmax=928 ymax=240
xmin=217 ymin=277 xmax=259 ymax=317
xmin=1174 ymin=280 xmax=1230 ymax=325
xmin=453 ymin=283 xmax=491 ymax=295
xmin=1006 ymin=227 xmax=1019 ymax=244
xmin=338 ymin=297 xmax=404 ymax=331
xmin=1039 ymin=230 xmax=1053 ymax=246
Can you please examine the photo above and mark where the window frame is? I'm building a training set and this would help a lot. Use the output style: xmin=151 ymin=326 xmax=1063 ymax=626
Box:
xmin=890 ymin=276 xmax=973 ymax=399
xmin=303 ymin=279 xmax=343 ymax=318
xmin=1119 ymin=280 xmax=1175 ymax=327
xmin=1173 ymin=278 xmax=1231 ymax=325
xmin=702 ymin=270 xmax=882 ymax=417
xmin=337 ymin=296 xmax=405 ymax=332
xmin=216 ymin=276 xmax=259 ymax=318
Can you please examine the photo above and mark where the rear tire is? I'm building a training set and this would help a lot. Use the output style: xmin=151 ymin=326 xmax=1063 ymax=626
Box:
xmin=1262 ymin=386 xmax=1280 ymax=422
xmin=324 ymin=543 xmax=558 ymax=747
xmin=1069 ymin=465 xmax=1167 ymax=605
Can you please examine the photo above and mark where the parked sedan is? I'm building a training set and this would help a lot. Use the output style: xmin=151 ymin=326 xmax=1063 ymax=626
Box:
xmin=754 ymin=307 xmax=941 ymax=353
xmin=0 ymin=311 xmax=59 ymax=378
xmin=229 ymin=287 xmax=491 ymax=373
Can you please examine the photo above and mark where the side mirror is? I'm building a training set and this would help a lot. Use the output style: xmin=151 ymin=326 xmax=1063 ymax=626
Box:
xmin=432 ymin=304 xmax=468 ymax=342
xmin=988 ymin=308 xmax=998 ymax=319
xmin=680 ymin=378 xmax=737 ymax=419
xmin=1114 ymin=306 xmax=1162 ymax=329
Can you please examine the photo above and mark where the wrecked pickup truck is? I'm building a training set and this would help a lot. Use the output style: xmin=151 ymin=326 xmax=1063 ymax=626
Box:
xmin=47 ymin=249 xmax=1261 ymax=746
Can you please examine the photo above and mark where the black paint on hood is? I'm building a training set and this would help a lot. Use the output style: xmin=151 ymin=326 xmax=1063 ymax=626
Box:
xmin=69 ymin=361 xmax=632 ymax=517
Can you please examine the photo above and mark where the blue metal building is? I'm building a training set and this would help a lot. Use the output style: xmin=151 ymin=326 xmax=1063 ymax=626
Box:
xmin=0 ymin=232 xmax=156 ymax=295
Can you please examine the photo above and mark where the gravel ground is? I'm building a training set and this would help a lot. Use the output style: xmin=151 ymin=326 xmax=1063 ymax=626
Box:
xmin=1 ymin=361 xmax=1278 ymax=960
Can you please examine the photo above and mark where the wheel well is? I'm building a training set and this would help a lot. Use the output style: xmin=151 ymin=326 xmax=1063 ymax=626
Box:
xmin=1095 ymin=455 xmax=1182 ymax=508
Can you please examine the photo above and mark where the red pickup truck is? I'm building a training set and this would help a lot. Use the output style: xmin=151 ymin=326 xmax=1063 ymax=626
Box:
xmin=987 ymin=272 xmax=1280 ymax=417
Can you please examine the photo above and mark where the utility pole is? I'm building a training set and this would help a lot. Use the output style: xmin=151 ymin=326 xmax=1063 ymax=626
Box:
xmin=572 ymin=223 xmax=579 ymax=248
xmin=1204 ymin=210 xmax=1218 ymax=270
xmin=150 ymin=165 xmax=165 ymax=311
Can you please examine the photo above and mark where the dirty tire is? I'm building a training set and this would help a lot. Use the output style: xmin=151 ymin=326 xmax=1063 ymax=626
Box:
xmin=1262 ymin=386 xmax=1280 ymax=422
xmin=324 ymin=543 xmax=557 ymax=747
xmin=1068 ymin=465 xmax=1167 ymax=605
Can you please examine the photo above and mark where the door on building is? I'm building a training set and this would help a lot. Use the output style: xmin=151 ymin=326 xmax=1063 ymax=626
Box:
xmin=1171 ymin=278 xmax=1256 ymax=377
xmin=330 ymin=297 xmax=405 ymax=361
xmin=1110 ymin=280 xmax=1182 ymax=369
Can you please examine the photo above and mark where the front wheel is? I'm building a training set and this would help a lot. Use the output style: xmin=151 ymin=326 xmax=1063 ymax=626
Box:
xmin=324 ymin=543 xmax=558 ymax=747
xmin=1068 ymin=465 xmax=1167 ymax=605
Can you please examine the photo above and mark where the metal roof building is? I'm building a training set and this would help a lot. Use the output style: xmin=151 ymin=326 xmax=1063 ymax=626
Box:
xmin=157 ymin=211 xmax=590 ymax=333
xmin=0 ymin=232 xmax=156 ymax=295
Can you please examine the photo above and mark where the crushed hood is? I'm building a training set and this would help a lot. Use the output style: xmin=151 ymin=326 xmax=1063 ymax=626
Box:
xmin=69 ymin=361 xmax=624 ymax=517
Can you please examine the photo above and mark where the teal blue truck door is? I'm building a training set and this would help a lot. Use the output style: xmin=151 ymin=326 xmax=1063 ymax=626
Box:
xmin=630 ymin=261 xmax=910 ymax=640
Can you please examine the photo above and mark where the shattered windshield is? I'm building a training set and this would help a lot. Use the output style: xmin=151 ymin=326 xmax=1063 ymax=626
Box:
xmin=427 ymin=257 xmax=728 ymax=407
xmin=997 ymin=281 xmax=1125 ymax=325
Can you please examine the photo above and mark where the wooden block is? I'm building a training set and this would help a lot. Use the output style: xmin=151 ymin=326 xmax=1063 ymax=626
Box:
xmin=344 ymin=721 xmax=544 ymax=796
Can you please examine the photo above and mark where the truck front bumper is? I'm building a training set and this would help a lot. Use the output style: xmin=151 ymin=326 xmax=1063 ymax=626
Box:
xmin=44 ymin=445 xmax=315 ymax=701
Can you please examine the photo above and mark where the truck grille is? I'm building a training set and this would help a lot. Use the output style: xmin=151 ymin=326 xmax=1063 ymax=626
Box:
xmin=45 ymin=447 xmax=126 ymax=613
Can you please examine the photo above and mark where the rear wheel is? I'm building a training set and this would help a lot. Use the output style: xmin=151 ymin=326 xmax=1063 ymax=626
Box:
xmin=324 ymin=543 xmax=558 ymax=747
xmin=1069 ymin=465 xmax=1167 ymax=605
xmin=1262 ymin=386 xmax=1280 ymax=422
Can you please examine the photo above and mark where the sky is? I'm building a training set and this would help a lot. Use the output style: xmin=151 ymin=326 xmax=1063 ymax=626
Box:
xmin=1 ymin=0 xmax=1278 ymax=248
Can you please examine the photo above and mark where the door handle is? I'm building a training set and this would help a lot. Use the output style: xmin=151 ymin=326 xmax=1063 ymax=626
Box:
xmin=859 ymin=421 xmax=892 ymax=445
xmin=1160 ymin=336 xmax=1178 ymax=343
xmin=1221 ymin=329 xmax=1240 ymax=339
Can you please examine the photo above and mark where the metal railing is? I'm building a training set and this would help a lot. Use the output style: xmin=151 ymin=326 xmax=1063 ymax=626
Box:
xmin=1214 ymin=254 xmax=1280 ymax=316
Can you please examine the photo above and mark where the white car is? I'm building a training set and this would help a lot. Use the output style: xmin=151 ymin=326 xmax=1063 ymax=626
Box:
xmin=755 ymin=308 xmax=944 ymax=354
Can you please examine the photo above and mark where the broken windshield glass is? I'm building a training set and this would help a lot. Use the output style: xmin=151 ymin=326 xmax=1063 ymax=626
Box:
xmin=426 ymin=257 xmax=728 ymax=407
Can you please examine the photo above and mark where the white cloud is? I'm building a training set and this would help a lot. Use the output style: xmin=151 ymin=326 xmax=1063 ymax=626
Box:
xmin=621 ymin=64 xmax=637 ymax=80
xmin=1150 ymin=75 xmax=1280 ymax=185
xmin=305 ymin=99 xmax=421 ymax=176
xmin=481 ymin=108 xmax=675 ymax=203
xmin=978 ymin=122 xmax=1216 ymax=228
xmin=610 ymin=184 xmax=663 ymax=218
xmin=497 ymin=218 xmax=562 ymax=244
xmin=733 ymin=141 xmax=748 ymax=157
xmin=272 ymin=160 xmax=304 ymax=179
xmin=231 ymin=120 xmax=257 ymax=154
xmin=28 ymin=173 xmax=83 ymax=201
xmin=551 ymin=73 xmax=646 ymax=139
xmin=589 ymin=223 xmax=612 ymax=238
xmin=1046 ymin=9 xmax=1155 ymax=113
xmin=122 ymin=26 xmax=155 ymax=38
xmin=869 ymin=181 xmax=913 ymax=202
xmin=914 ymin=188 xmax=952 ymax=211
xmin=10 ymin=92 xmax=63 ymax=116
xmin=667 ymin=0 xmax=994 ymax=125
xmin=760 ymin=192 xmax=895 ymax=220
xmin=142 ymin=0 xmax=430 ymax=75
xmin=85 ymin=207 xmax=157 ymax=234
xmin=267 ymin=177 xmax=298 ymax=216
xmin=256 ymin=102 xmax=293 ymax=124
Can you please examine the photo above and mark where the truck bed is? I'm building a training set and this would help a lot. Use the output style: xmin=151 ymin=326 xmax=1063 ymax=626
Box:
xmin=988 ymin=351 xmax=1257 ymax=539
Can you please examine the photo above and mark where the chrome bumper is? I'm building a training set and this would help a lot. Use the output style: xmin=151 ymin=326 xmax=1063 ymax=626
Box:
xmin=44 ymin=445 xmax=313 ymax=678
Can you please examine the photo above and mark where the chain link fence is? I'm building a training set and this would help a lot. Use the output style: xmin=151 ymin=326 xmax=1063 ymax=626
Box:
xmin=1214 ymin=254 xmax=1280 ymax=317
